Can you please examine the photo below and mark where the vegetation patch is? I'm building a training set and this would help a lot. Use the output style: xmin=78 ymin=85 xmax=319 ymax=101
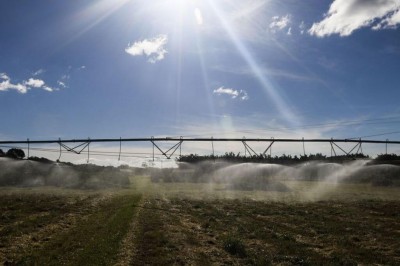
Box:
xmin=223 ymin=235 xmax=247 ymax=257
xmin=13 ymin=193 xmax=141 ymax=265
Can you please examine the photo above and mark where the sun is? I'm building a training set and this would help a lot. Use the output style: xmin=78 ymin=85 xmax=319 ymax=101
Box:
xmin=156 ymin=0 xmax=203 ymax=26
xmin=166 ymin=0 xmax=188 ymax=12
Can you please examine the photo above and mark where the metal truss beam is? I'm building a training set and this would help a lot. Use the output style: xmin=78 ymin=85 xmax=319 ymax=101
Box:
xmin=56 ymin=138 xmax=91 ymax=162
xmin=2 ymin=137 xmax=399 ymax=145
xmin=151 ymin=138 xmax=183 ymax=160
xmin=241 ymin=138 xmax=275 ymax=158
xmin=1 ymin=137 xmax=398 ymax=160
xmin=330 ymin=139 xmax=363 ymax=156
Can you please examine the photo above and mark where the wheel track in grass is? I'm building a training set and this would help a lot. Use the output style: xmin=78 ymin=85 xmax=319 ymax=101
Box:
xmin=114 ymin=195 xmax=145 ymax=266
xmin=0 ymin=193 xmax=107 ymax=264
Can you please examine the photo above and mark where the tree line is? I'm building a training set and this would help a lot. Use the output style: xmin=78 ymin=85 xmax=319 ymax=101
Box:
xmin=177 ymin=152 xmax=370 ymax=165
xmin=0 ymin=148 xmax=25 ymax=159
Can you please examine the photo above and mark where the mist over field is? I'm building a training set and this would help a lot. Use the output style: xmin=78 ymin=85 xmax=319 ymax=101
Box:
xmin=2 ymin=155 xmax=400 ymax=194
xmin=0 ymin=157 xmax=130 ymax=189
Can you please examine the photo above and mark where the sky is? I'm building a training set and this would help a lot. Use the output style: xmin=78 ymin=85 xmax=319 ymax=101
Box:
xmin=1 ymin=0 xmax=400 ymax=165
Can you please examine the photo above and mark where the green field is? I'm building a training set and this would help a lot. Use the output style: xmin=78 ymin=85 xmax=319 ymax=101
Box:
xmin=1 ymin=176 xmax=399 ymax=265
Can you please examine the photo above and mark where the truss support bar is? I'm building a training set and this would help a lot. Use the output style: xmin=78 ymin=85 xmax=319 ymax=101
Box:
xmin=242 ymin=141 xmax=258 ymax=157
xmin=332 ymin=142 xmax=350 ymax=156
xmin=180 ymin=137 xmax=183 ymax=158
xmin=164 ymin=141 xmax=182 ymax=155
xmin=150 ymin=140 xmax=183 ymax=159
xmin=27 ymin=138 xmax=30 ymax=158
xmin=263 ymin=141 xmax=275 ymax=157
xmin=59 ymin=142 xmax=90 ymax=155
xmin=87 ymin=139 xmax=90 ymax=163
xmin=348 ymin=142 xmax=361 ymax=155
xmin=356 ymin=142 xmax=362 ymax=154
xmin=386 ymin=139 xmax=388 ymax=154
xmin=242 ymin=141 xmax=249 ymax=157
xmin=211 ymin=137 xmax=215 ymax=159
xmin=330 ymin=141 xmax=337 ymax=157
xmin=58 ymin=138 xmax=62 ymax=161
xmin=168 ymin=141 xmax=183 ymax=159
xmin=151 ymin=140 xmax=166 ymax=158
xmin=118 ymin=137 xmax=122 ymax=161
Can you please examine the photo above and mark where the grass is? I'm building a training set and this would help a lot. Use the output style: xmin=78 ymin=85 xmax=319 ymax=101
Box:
xmin=1 ymin=192 xmax=141 ymax=265
xmin=0 ymin=178 xmax=399 ymax=265
xmin=28 ymin=194 xmax=139 ymax=265
xmin=131 ymin=199 xmax=175 ymax=265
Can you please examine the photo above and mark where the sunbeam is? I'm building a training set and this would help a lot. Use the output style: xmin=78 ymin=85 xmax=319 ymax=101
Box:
xmin=59 ymin=0 xmax=131 ymax=50
xmin=193 ymin=12 xmax=218 ymax=132
xmin=207 ymin=0 xmax=300 ymax=127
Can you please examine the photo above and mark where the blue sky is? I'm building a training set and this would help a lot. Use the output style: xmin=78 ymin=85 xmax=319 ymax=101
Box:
xmin=1 ymin=0 xmax=400 ymax=163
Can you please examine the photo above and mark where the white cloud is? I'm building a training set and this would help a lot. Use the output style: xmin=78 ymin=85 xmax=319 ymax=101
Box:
xmin=0 ymin=73 xmax=28 ymax=93
xmin=269 ymin=14 xmax=291 ymax=32
xmin=42 ymin=86 xmax=54 ymax=92
xmin=373 ymin=7 xmax=400 ymax=29
xmin=23 ymin=78 xmax=56 ymax=91
xmin=213 ymin=86 xmax=249 ymax=100
xmin=125 ymin=35 xmax=168 ymax=63
xmin=0 ymin=73 xmax=10 ymax=80
xmin=24 ymin=78 xmax=45 ymax=88
xmin=57 ymin=81 xmax=67 ymax=88
xmin=0 ymin=73 xmax=56 ymax=94
xmin=309 ymin=0 xmax=400 ymax=37
xmin=32 ymin=69 xmax=45 ymax=76
xmin=287 ymin=27 xmax=292 ymax=35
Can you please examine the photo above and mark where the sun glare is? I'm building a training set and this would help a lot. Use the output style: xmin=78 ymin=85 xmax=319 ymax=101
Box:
xmin=155 ymin=0 xmax=204 ymax=27
xmin=194 ymin=8 xmax=203 ymax=25
xmin=167 ymin=0 xmax=187 ymax=11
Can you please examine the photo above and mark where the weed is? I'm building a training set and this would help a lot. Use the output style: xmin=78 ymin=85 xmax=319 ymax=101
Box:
xmin=223 ymin=235 xmax=247 ymax=257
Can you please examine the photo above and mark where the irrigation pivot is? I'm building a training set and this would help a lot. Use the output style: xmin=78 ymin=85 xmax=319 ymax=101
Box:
xmin=1 ymin=137 xmax=400 ymax=145
xmin=0 ymin=137 xmax=399 ymax=160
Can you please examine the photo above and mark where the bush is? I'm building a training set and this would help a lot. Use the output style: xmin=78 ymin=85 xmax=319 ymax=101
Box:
xmin=223 ymin=235 xmax=247 ymax=258
xmin=6 ymin=148 xmax=25 ymax=159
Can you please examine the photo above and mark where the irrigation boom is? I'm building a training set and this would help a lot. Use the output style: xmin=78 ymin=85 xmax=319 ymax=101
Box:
xmin=0 ymin=137 xmax=398 ymax=161
xmin=1 ymin=137 xmax=400 ymax=145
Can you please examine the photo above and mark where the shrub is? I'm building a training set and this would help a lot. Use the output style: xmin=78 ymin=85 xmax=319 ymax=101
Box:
xmin=6 ymin=148 xmax=25 ymax=159
xmin=28 ymin=156 xmax=53 ymax=163
xmin=223 ymin=235 xmax=247 ymax=257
